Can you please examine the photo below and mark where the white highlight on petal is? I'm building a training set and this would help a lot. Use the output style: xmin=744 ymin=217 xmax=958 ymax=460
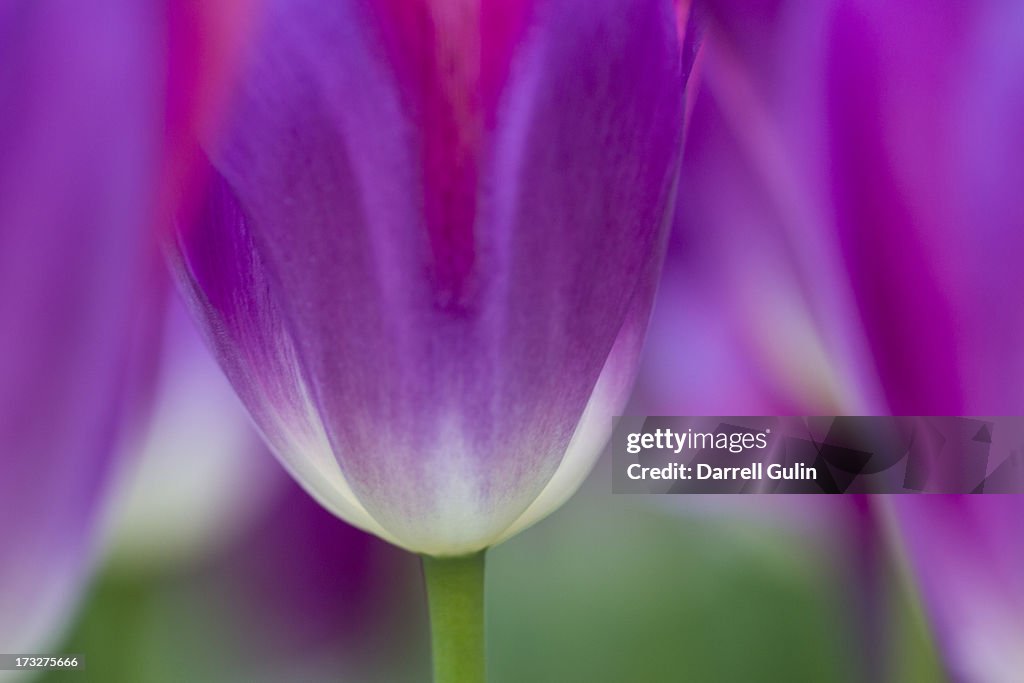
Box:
xmin=379 ymin=413 xmax=515 ymax=557
xmin=495 ymin=311 xmax=641 ymax=545
xmin=254 ymin=353 xmax=401 ymax=546
xmin=337 ymin=408 xmax=561 ymax=557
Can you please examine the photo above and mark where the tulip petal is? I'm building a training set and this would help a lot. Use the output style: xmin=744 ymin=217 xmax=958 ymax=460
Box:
xmin=891 ymin=497 xmax=1024 ymax=683
xmin=811 ymin=2 xmax=975 ymax=414
xmin=948 ymin=1 xmax=1024 ymax=412
xmin=170 ymin=172 xmax=398 ymax=544
xmin=779 ymin=0 xmax=1024 ymax=415
xmin=496 ymin=245 xmax=667 ymax=543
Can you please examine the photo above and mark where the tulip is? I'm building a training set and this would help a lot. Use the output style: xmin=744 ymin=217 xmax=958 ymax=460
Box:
xmin=171 ymin=0 xmax=691 ymax=559
xmin=0 ymin=0 xmax=162 ymax=659
xmin=782 ymin=4 xmax=1024 ymax=679
xmin=630 ymin=1 xmax=1024 ymax=680
xmin=0 ymin=0 xmax=250 ymax=662
xmin=169 ymin=1 xmax=694 ymax=679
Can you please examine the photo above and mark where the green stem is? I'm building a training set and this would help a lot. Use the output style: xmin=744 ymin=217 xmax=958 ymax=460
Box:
xmin=422 ymin=551 xmax=487 ymax=683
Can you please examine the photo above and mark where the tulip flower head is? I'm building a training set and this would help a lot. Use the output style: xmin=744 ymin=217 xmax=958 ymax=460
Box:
xmin=170 ymin=0 xmax=692 ymax=556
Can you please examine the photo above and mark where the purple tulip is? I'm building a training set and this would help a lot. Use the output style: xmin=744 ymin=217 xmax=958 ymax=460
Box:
xmin=0 ymin=0 xmax=164 ymax=653
xmin=786 ymin=4 xmax=1024 ymax=679
xmin=631 ymin=1 xmax=1024 ymax=680
xmin=0 ymin=0 xmax=249 ymax=654
xmin=169 ymin=0 xmax=694 ymax=556
xmin=640 ymin=0 xmax=1024 ymax=444
xmin=785 ymin=0 xmax=1024 ymax=416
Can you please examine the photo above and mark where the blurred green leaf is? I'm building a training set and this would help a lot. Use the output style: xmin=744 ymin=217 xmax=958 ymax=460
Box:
xmin=489 ymin=495 xmax=858 ymax=683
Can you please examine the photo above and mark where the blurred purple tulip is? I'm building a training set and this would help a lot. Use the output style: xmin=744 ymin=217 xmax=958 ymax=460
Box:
xmin=784 ymin=4 xmax=1024 ymax=680
xmin=170 ymin=0 xmax=694 ymax=555
xmin=786 ymin=0 xmax=1024 ymax=416
xmin=635 ymin=1 xmax=876 ymax=417
xmin=0 ymin=0 xmax=161 ymax=655
xmin=0 ymin=0 xmax=250 ymax=655
xmin=632 ymin=1 xmax=1024 ymax=680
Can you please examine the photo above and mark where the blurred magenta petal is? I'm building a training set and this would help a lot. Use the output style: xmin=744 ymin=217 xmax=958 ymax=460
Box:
xmin=171 ymin=0 xmax=692 ymax=555
xmin=948 ymin=2 xmax=1024 ymax=413
xmin=789 ymin=3 xmax=1024 ymax=672
xmin=809 ymin=2 xmax=971 ymax=414
xmin=780 ymin=0 xmax=1024 ymax=415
